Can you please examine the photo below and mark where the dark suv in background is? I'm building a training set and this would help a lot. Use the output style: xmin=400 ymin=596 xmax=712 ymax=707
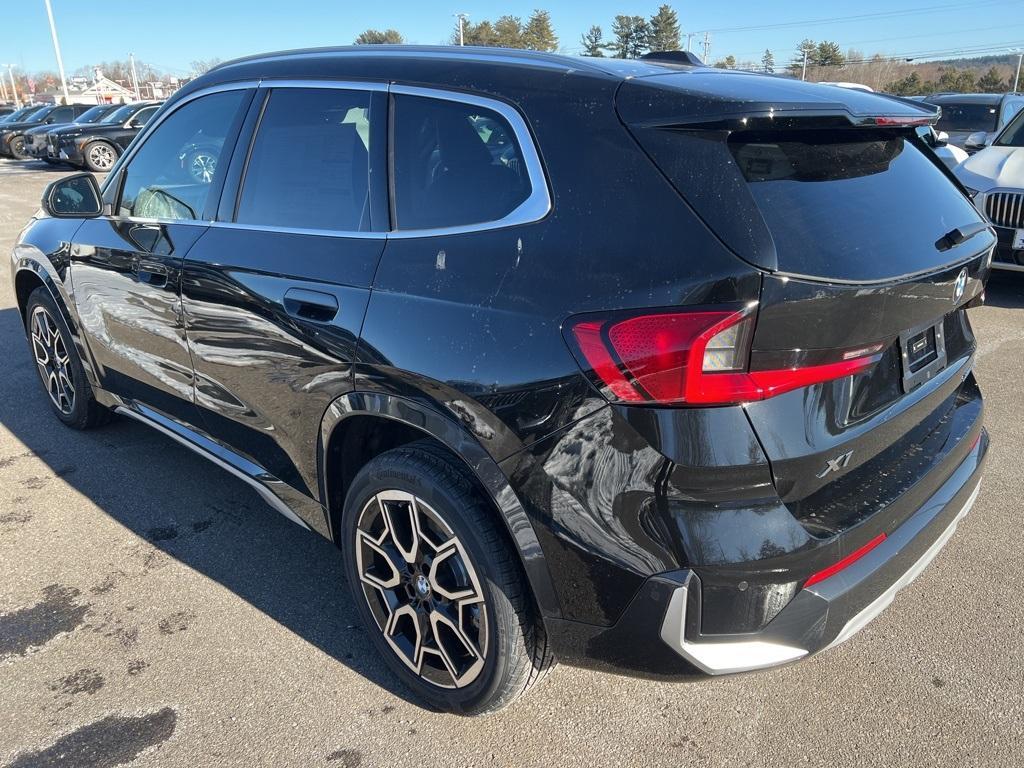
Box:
xmin=22 ymin=104 xmax=120 ymax=162
xmin=0 ymin=103 xmax=95 ymax=159
xmin=45 ymin=100 xmax=161 ymax=171
xmin=12 ymin=47 xmax=992 ymax=714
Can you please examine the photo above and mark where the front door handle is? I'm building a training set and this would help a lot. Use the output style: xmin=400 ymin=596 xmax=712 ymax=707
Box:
xmin=283 ymin=287 xmax=339 ymax=322
xmin=134 ymin=260 xmax=169 ymax=287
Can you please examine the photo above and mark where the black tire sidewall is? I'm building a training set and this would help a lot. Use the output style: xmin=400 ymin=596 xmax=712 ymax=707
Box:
xmin=341 ymin=450 xmax=521 ymax=714
xmin=25 ymin=287 xmax=95 ymax=428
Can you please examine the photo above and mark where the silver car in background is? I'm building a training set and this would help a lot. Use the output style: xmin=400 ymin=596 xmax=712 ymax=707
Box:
xmin=956 ymin=107 xmax=1024 ymax=271
xmin=924 ymin=93 xmax=1024 ymax=153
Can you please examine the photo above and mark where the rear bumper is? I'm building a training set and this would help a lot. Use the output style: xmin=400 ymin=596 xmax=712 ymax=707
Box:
xmin=548 ymin=428 xmax=987 ymax=678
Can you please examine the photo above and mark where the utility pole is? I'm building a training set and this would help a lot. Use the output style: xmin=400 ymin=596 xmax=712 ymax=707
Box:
xmin=801 ymin=49 xmax=809 ymax=81
xmin=454 ymin=12 xmax=469 ymax=46
xmin=685 ymin=32 xmax=695 ymax=53
xmin=701 ymin=32 xmax=711 ymax=64
xmin=0 ymin=72 xmax=7 ymax=103
xmin=1015 ymin=51 xmax=1023 ymax=93
xmin=128 ymin=52 xmax=141 ymax=101
xmin=6 ymin=65 xmax=20 ymax=107
xmin=43 ymin=0 xmax=70 ymax=104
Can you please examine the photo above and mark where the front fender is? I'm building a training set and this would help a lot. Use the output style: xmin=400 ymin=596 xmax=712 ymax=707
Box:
xmin=12 ymin=219 xmax=103 ymax=392
xmin=319 ymin=390 xmax=562 ymax=620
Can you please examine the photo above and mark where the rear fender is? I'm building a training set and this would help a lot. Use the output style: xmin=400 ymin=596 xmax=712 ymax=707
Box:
xmin=319 ymin=390 xmax=562 ymax=620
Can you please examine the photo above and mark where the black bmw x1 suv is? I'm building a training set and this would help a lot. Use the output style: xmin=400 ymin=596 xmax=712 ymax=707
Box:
xmin=12 ymin=47 xmax=993 ymax=714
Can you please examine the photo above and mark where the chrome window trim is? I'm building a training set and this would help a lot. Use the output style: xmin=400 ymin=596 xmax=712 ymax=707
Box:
xmin=387 ymin=83 xmax=552 ymax=238
xmin=209 ymin=220 xmax=386 ymax=239
xmin=101 ymin=78 xmax=552 ymax=239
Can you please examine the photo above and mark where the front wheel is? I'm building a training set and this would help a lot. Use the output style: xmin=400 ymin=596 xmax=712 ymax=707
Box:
xmin=82 ymin=141 xmax=117 ymax=172
xmin=341 ymin=444 xmax=553 ymax=715
xmin=9 ymin=135 xmax=29 ymax=160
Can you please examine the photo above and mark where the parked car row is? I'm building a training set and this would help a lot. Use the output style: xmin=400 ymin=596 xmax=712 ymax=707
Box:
xmin=0 ymin=100 xmax=162 ymax=171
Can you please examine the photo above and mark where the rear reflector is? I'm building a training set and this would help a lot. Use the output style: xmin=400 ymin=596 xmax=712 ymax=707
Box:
xmin=803 ymin=533 xmax=887 ymax=589
xmin=568 ymin=307 xmax=882 ymax=406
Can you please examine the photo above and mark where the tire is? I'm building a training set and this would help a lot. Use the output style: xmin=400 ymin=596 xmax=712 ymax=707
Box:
xmin=82 ymin=141 xmax=117 ymax=173
xmin=341 ymin=443 xmax=553 ymax=715
xmin=9 ymin=135 xmax=29 ymax=160
xmin=24 ymin=287 xmax=111 ymax=430
xmin=184 ymin=147 xmax=218 ymax=183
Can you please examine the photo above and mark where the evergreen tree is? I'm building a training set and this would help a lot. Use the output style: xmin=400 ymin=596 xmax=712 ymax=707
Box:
xmin=354 ymin=29 xmax=404 ymax=45
xmin=761 ymin=49 xmax=775 ymax=74
xmin=494 ymin=15 xmax=525 ymax=48
xmin=523 ymin=9 xmax=559 ymax=52
xmin=713 ymin=55 xmax=737 ymax=69
xmin=648 ymin=5 xmax=681 ymax=52
xmin=815 ymin=41 xmax=845 ymax=67
xmin=977 ymin=66 xmax=1006 ymax=93
xmin=581 ymin=26 xmax=606 ymax=57
xmin=458 ymin=20 xmax=498 ymax=46
xmin=610 ymin=15 xmax=650 ymax=59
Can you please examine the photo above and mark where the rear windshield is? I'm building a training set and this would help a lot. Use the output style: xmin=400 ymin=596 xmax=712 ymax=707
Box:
xmin=929 ymin=101 xmax=998 ymax=133
xmin=729 ymin=130 xmax=983 ymax=280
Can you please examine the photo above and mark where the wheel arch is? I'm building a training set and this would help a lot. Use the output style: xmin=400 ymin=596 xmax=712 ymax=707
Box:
xmin=319 ymin=391 xmax=562 ymax=621
xmin=13 ymin=242 xmax=102 ymax=392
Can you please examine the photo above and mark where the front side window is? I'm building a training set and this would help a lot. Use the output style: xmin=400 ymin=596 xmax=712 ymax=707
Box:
xmin=132 ymin=106 xmax=159 ymax=127
xmin=235 ymin=88 xmax=372 ymax=231
xmin=393 ymin=94 xmax=531 ymax=230
xmin=118 ymin=90 xmax=246 ymax=221
xmin=48 ymin=106 xmax=74 ymax=123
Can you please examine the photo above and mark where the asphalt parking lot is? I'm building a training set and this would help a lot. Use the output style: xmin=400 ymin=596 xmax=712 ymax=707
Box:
xmin=1 ymin=159 xmax=1023 ymax=768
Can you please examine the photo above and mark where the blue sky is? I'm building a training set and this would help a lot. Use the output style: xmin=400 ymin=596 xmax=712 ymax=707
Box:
xmin=5 ymin=0 xmax=1024 ymax=76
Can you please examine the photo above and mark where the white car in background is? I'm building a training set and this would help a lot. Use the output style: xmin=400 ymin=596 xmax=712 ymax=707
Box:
xmin=918 ymin=126 xmax=969 ymax=171
xmin=955 ymin=107 xmax=1024 ymax=271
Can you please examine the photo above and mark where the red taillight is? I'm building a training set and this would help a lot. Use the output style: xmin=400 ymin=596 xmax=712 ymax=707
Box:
xmin=803 ymin=533 xmax=887 ymax=589
xmin=568 ymin=307 xmax=882 ymax=406
xmin=872 ymin=115 xmax=933 ymax=126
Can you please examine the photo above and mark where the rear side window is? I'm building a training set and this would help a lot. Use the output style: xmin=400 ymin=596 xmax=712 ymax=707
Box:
xmin=393 ymin=94 xmax=531 ymax=230
xmin=729 ymin=130 xmax=983 ymax=280
xmin=119 ymin=90 xmax=246 ymax=221
xmin=235 ymin=88 xmax=372 ymax=232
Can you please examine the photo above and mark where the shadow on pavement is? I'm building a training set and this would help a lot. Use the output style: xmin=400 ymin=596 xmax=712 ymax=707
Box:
xmin=983 ymin=270 xmax=1024 ymax=309
xmin=0 ymin=305 xmax=413 ymax=705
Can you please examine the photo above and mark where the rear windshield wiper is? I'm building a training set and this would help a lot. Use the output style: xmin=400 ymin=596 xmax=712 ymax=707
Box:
xmin=935 ymin=221 xmax=992 ymax=252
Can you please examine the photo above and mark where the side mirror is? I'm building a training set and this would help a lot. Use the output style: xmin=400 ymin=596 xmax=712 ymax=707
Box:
xmin=42 ymin=173 xmax=103 ymax=218
xmin=934 ymin=130 xmax=949 ymax=147
xmin=965 ymin=131 xmax=989 ymax=149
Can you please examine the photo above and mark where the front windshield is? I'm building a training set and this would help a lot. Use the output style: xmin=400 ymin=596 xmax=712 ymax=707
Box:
xmin=996 ymin=108 xmax=1024 ymax=147
xmin=5 ymin=105 xmax=47 ymax=123
xmin=930 ymin=101 xmax=999 ymax=133
xmin=24 ymin=105 xmax=56 ymax=122
xmin=101 ymin=105 xmax=135 ymax=124
xmin=74 ymin=106 xmax=110 ymax=124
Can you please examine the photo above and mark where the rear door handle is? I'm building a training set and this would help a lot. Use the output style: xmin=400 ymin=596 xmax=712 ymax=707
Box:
xmin=283 ymin=287 xmax=339 ymax=322
xmin=134 ymin=260 xmax=169 ymax=287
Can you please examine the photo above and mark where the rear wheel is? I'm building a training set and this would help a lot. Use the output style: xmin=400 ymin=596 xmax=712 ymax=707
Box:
xmin=341 ymin=444 xmax=552 ymax=715
xmin=82 ymin=141 xmax=117 ymax=172
xmin=25 ymin=287 xmax=110 ymax=430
